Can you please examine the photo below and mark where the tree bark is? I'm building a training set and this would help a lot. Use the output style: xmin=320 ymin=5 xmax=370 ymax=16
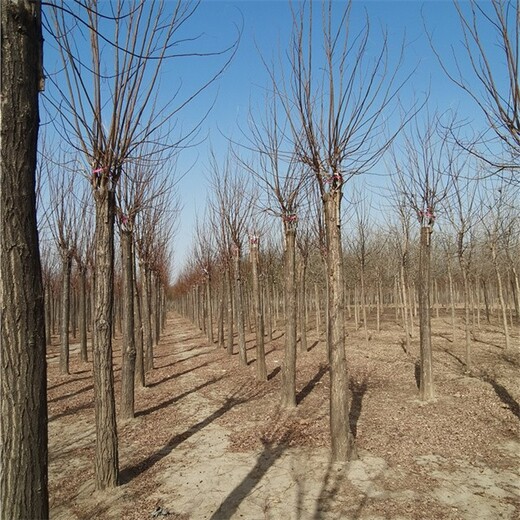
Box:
xmin=1 ymin=1 xmax=49 ymax=516
xmin=281 ymin=226 xmax=297 ymax=408
xmin=92 ymin=187 xmax=119 ymax=489
xmin=120 ymin=229 xmax=136 ymax=419
xmin=226 ymin=265 xmax=234 ymax=355
xmin=324 ymin=191 xmax=355 ymax=461
xmin=140 ymin=261 xmax=154 ymax=371
xmin=298 ymin=255 xmax=308 ymax=352
xmin=79 ymin=265 xmax=88 ymax=362
xmin=59 ymin=251 xmax=72 ymax=375
xmin=491 ymin=244 xmax=511 ymax=349
xmin=233 ymin=250 xmax=247 ymax=365
xmin=134 ymin=262 xmax=145 ymax=388
xmin=418 ymin=226 xmax=434 ymax=401
xmin=205 ymin=273 xmax=214 ymax=345
xmin=250 ymin=239 xmax=267 ymax=381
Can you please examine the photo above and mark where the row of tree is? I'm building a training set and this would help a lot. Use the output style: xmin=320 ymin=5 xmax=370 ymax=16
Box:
xmin=1 ymin=1 xmax=518 ymax=519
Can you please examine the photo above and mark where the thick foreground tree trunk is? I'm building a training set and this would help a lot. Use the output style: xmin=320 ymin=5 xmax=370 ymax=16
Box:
xmin=233 ymin=249 xmax=247 ymax=366
xmin=92 ymin=187 xmax=119 ymax=488
xmin=120 ymin=229 xmax=136 ymax=419
xmin=250 ymin=237 xmax=267 ymax=381
xmin=281 ymin=225 xmax=297 ymax=408
xmin=418 ymin=226 xmax=434 ymax=401
xmin=59 ymin=251 xmax=72 ymax=375
xmin=324 ymin=190 xmax=355 ymax=461
xmin=1 ymin=1 xmax=49 ymax=517
xmin=79 ymin=265 xmax=88 ymax=362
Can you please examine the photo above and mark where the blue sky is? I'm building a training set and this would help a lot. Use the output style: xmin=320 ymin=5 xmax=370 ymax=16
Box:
xmin=41 ymin=1 xmax=508 ymax=278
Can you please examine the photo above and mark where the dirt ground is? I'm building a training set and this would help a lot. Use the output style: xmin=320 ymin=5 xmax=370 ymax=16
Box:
xmin=47 ymin=310 xmax=520 ymax=519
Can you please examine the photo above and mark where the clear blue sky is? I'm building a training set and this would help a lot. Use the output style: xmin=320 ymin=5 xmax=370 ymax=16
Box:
xmin=41 ymin=1 xmax=506 ymax=278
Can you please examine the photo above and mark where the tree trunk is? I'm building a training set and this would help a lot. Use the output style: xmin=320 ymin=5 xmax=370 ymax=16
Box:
xmin=324 ymin=191 xmax=355 ymax=461
xmin=134 ymin=262 xmax=145 ymax=388
xmin=491 ymin=245 xmax=511 ymax=349
xmin=1 ymin=1 xmax=48 ymax=515
xmin=217 ymin=274 xmax=225 ymax=349
xmin=226 ymin=265 xmax=234 ymax=355
xmin=59 ymin=251 xmax=72 ymax=375
xmin=120 ymin=229 xmax=136 ymax=419
xmin=205 ymin=274 xmax=214 ymax=345
xmin=462 ymin=267 xmax=472 ymax=370
xmin=92 ymin=187 xmax=119 ymax=489
xmin=250 ymin=239 xmax=267 ymax=380
xmin=234 ymin=249 xmax=247 ymax=365
xmin=447 ymin=261 xmax=456 ymax=343
xmin=360 ymin=264 xmax=369 ymax=343
xmin=400 ymin=264 xmax=411 ymax=351
xmin=79 ymin=265 xmax=88 ymax=362
xmin=418 ymin=226 xmax=434 ymax=401
xmin=281 ymin=226 xmax=297 ymax=408
xmin=298 ymin=255 xmax=308 ymax=352
xmin=141 ymin=261 xmax=154 ymax=371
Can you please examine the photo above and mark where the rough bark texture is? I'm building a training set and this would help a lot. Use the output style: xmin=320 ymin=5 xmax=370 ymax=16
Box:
xmin=324 ymin=191 xmax=355 ymax=461
xmin=79 ymin=266 xmax=88 ymax=362
xmin=92 ymin=188 xmax=119 ymax=488
xmin=281 ymin=226 xmax=297 ymax=408
xmin=418 ymin=226 xmax=434 ymax=401
xmin=250 ymin=240 xmax=267 ymax=381
xmin=234 ymin=251 xmax=247 ymax=365
xmin=59 ymin=252 xmax=72 ymax=375
xmin=141 ymin=261 xmax=154 ymax=371
xmin=0 ymin=1 xmax=49 ymax=517
xmin=298 ymin=256 xmax=308 ymax=352
xmin=134 ymin=261 xmax=145 ymax=388
xmin=226 ymin=266 xmax=234 ymax=355
xmin=120 ymin=229 xmax=136 ymax=419
xmin=205 ymin=274 xmax=214 ymax=345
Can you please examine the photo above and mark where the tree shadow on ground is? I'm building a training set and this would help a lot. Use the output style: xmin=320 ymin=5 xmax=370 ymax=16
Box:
xmin=349 ymin=377 xmax=368 ymax=439
xmin=156 ymin=350 xmax=208 ymax=369
xmin=120 ymin=396 xmax=246 ymax=484
xmin=209 ymin=432 xmax=291 ymax=520
xmin=312 ymin=459 xmax=348 ymax=520
xmin=47 ymin=373 xmax=91 ymax=391
xmin=147 ymin=361 xmax=213 ymax=388
xmin=414 ymin=360 xmax=420 ymax=389
xmin=48 ymin=384 xmax=94 ymax=403
xmin=441 ymin=347 xmax=465 ymax=367
xmin=247 ymin=348 xmax=276 ymax=366
xmin=296 ymin=364 xmax=328 ymax=405
xmin=480 ymin=372 xmax=520 ymax=420
xmin=136 ymin=376 xmax=225 ymax=417
xmin=49 ymin=401 xmax=92 ymax=422
xmin=268 ymin=366 xmax=281 ymax=380
xmin=307 ymin=340 xmax=320 ymax=352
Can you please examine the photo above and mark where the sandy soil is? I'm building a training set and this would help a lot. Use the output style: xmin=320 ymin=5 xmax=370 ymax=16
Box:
xmin=47 ymin=311 xmax=520 ymax=519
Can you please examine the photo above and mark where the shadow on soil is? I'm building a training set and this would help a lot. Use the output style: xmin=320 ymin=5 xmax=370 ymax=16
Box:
xmin=209 ymin=433 xmax=291 ymax=520
xmin=120 ymin=397 xmax=246 ymax=485
xmin=147 ymin=361 xmax=213 ymax=388
xmin=48 ymin=384 xmax=94 ymax=403
xmin=349 ymin=377 xmax=368 ymax=439
xmin=296 ymin=364 xmax=328 ymax=405
xmin=137 ymin=376 xmax=225 ymax=417
xmin=480 ymin=372 xmax=520 ymax=420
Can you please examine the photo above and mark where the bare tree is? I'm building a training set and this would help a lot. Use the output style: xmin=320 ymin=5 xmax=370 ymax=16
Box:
xmin=446 ymin=157 xmax=481 ymax=369
xmin=209 ymin=151 xmax=253 ymax=366
xmin=45 ymin=155 xmax=79 ymax=375
xmin=433 ymin=0 xmax=519 ymax=178
xmin=391 ymin=111 xmax=453 ymax=401
xmin=274 ymin=0 xmax=410 ymax=460
xmin=47 ymin=0 xmax=236 ymax=488
xmin=1 ymin=0 xmax=48 ymax=517
xmin=240 ymin=90 xmax=309 ymax=405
